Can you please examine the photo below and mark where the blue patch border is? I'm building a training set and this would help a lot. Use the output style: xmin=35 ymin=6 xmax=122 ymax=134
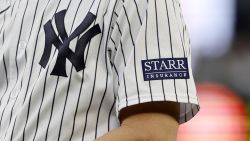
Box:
xmin=141 ymin=58 xmax=190 ymax=81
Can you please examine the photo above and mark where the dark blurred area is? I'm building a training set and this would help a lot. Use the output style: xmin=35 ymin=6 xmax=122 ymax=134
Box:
xmin=178 ymin=0 xmax=250 ymax=140
xmin=236 ymin=0 xmax=250 ymax=36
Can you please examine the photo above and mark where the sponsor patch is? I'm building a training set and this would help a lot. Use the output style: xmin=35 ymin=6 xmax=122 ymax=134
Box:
xmin=141 ymin=58 xmax=189 ymax=81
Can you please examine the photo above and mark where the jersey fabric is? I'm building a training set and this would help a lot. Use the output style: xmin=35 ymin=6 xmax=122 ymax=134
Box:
xmin=0 ymin=0 xmax=199 ymax=140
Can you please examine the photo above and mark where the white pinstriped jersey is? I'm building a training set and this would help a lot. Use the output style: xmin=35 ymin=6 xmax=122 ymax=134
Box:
xmin=0 ymin=0 xmax=199 ymax=140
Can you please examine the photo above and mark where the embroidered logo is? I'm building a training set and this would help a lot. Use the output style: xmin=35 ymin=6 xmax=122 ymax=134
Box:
xmin=39 ymin=10 xmax=101 ymax=77
xmin=141 ymin=58 xmax=189 ymax=81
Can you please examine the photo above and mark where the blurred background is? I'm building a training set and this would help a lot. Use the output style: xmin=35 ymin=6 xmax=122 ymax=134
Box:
xmin=177 ymin=0 xmax=250 ymax=140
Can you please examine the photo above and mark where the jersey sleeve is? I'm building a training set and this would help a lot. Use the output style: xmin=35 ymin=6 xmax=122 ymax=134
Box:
xmin=109 ymin=0 xmax=200 ymax=124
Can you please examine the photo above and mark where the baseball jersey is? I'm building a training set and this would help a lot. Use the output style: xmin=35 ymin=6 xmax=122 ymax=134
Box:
xmin=0 ymin=0 xmax=200 ymax=140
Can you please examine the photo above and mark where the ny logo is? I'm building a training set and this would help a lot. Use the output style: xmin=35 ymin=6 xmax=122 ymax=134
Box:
xmin=39 ymin=10 xmax=101 ymax=77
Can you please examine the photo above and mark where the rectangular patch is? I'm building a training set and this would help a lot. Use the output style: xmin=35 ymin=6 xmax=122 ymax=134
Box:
xmin=141 ymin=58 xmax=190 ymax=81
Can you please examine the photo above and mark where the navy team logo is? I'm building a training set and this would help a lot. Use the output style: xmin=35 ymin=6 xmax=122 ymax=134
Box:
xmin=39 ymin=10 xmax=101 ymax=77
xmin=141 ymin=58 xmax=190 ymax=81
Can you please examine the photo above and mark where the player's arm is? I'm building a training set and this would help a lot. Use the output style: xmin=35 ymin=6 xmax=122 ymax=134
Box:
xmin=95 ymin=101 xmax=179 ymax=141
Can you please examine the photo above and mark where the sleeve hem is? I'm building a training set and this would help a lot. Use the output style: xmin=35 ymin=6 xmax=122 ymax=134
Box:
xmin=116 ymin=94 xmax=200 ymax=124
